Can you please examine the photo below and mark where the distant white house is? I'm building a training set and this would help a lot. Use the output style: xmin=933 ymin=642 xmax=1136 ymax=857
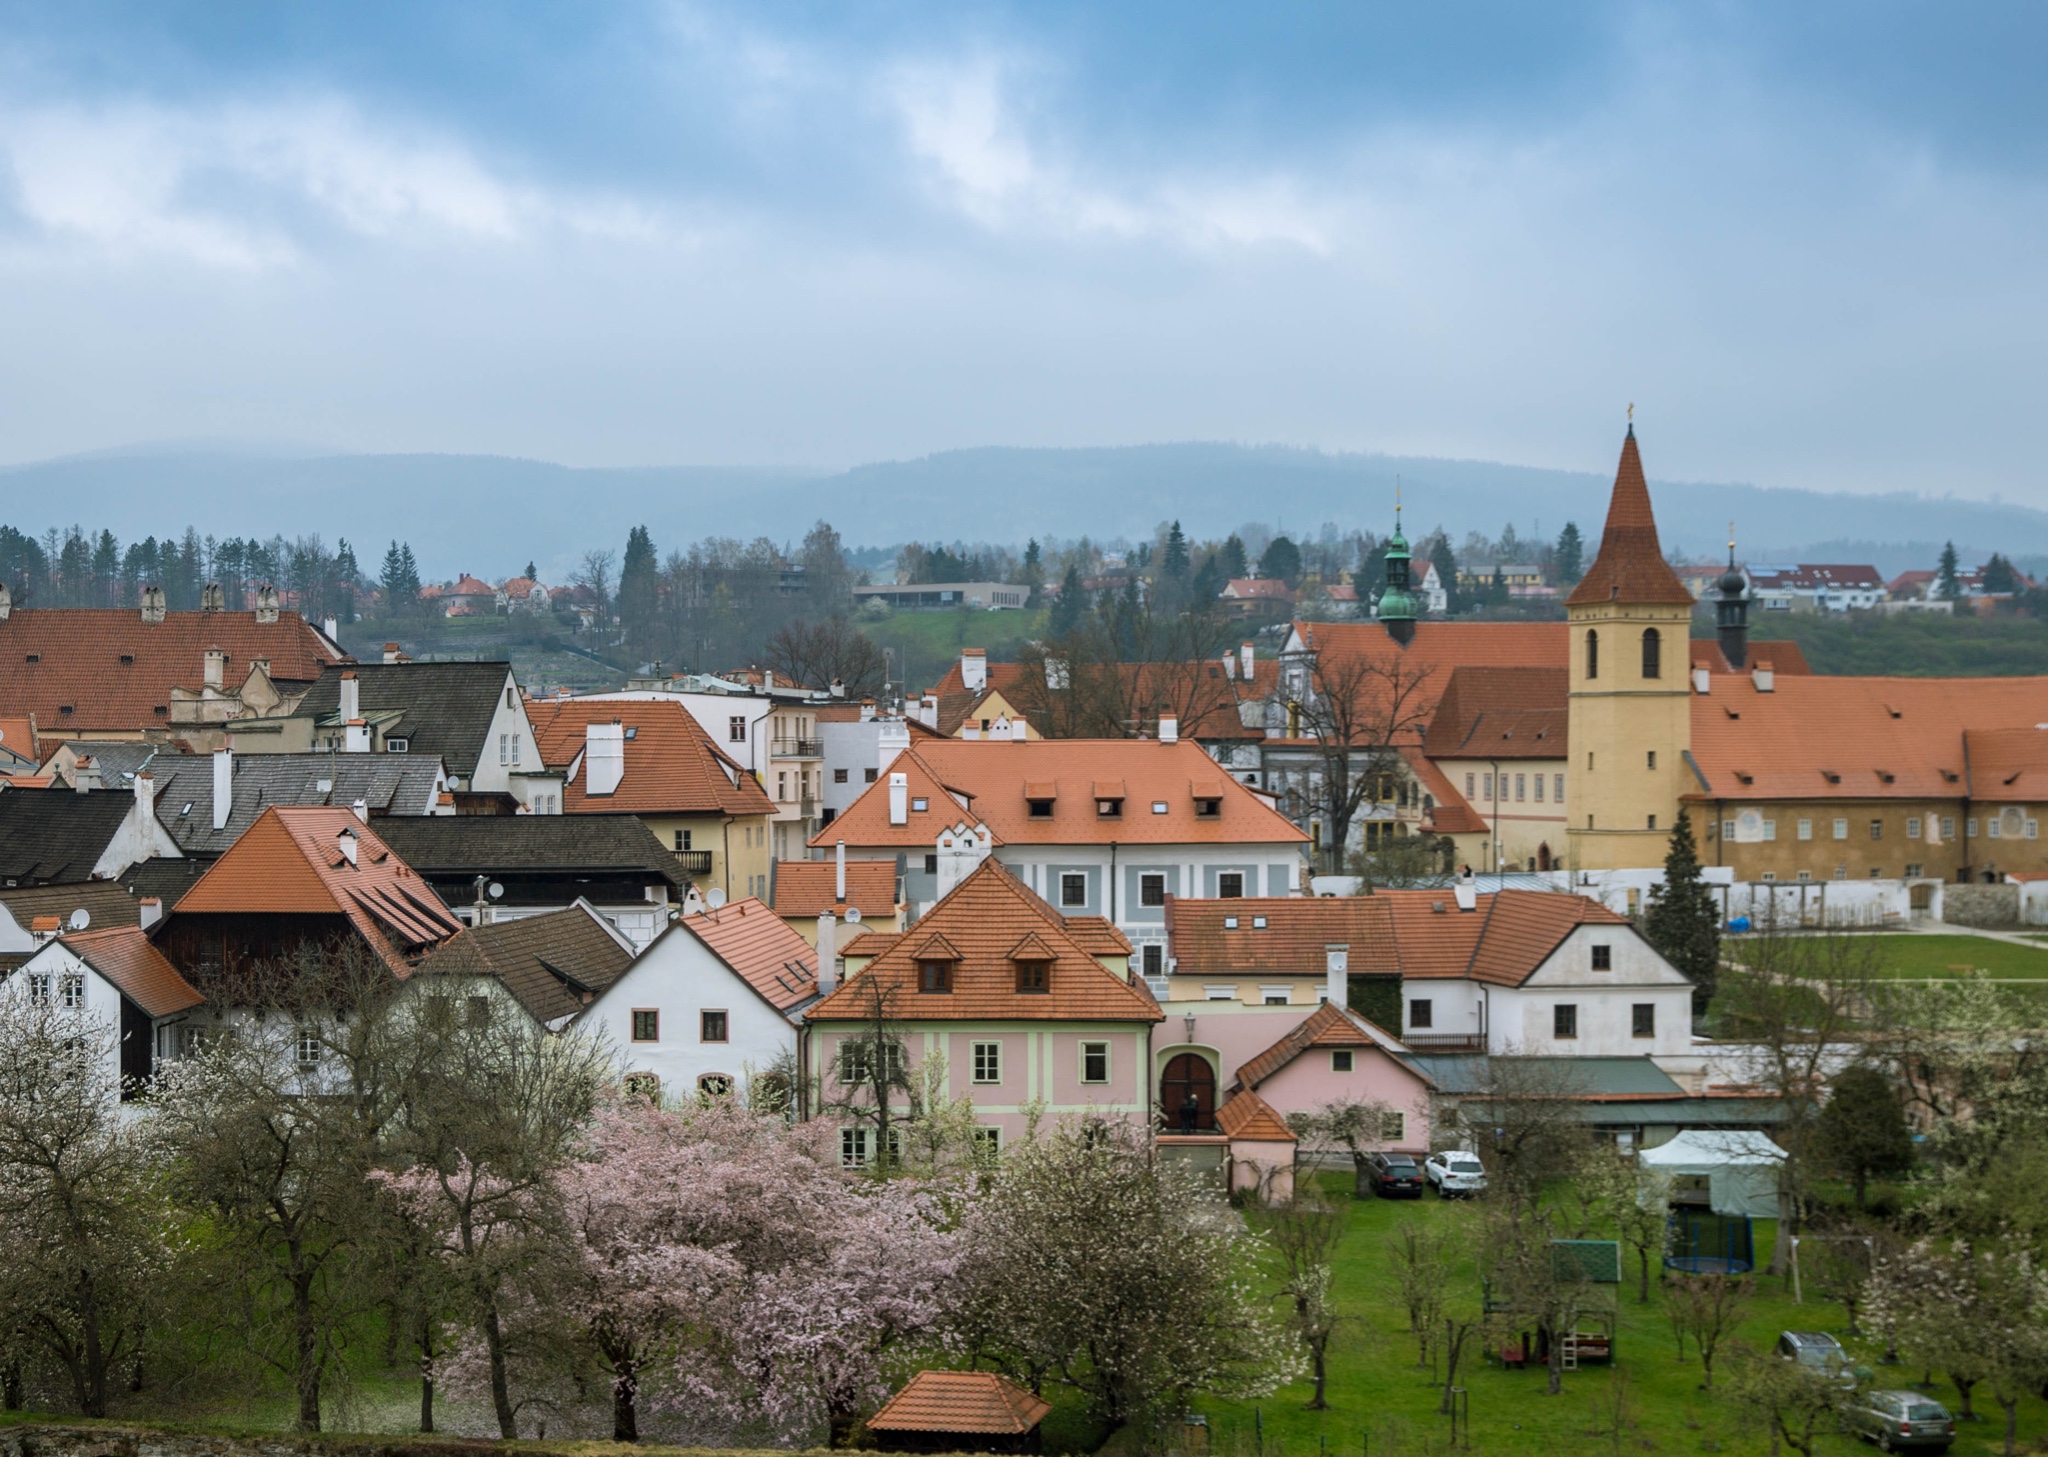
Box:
xmin=1 ymin=927 xmax=203 ymax=1098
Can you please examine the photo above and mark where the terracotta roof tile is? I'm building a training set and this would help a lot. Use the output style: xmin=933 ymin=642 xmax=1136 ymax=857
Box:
xmin=839 ymin=930 xmax=902 ymax=960
xmin=769 ymin=859 xmax=899 ymax=918
xmin=1215 ymin=1089 xmax=1298 ymax=1142
xmin=1400 ymin=747 xmax=1489 ymax=835
xmin=868 ymin=1371 xmax=1051 ymax=1436
xmin=1564 ymin=431 xmax=1696 ymax=607
xmin=1688 ymin=640 xmax=1811 ymax=675
xmin=0 ymin=608 xmax=344 ymax=733
xmin=1233 ymin=1002 xmax=1411 ymax=1090
xmin=806 ymin=860 xmax=1160 ymax=1023
xmin=62 ymin=925 xmax=203 ymax=1017
xmin=1166 ymin=896 xmax=1399 ymax=978
xmin=1423 ymin=667 xmax=1569 ymax=759
xmin=814 ymin=739 xmax=1307 ymax=850
xmin=528 ymin=699 xmax=775 ymax=817
xmin=679 ymin=897 xmax=817 ymax=1013
xmin=1285 ymin=620 xmax=1570 ymax=735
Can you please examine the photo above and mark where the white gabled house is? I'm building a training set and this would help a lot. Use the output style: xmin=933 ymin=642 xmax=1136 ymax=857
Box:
xmin=2 ymin=927 xmax=204 ymax=1098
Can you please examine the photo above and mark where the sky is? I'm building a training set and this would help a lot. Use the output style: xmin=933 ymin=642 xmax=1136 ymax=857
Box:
xmin=1 ymin=2 xmax=2045 ymax=502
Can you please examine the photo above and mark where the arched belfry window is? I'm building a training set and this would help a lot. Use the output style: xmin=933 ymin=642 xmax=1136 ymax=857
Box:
xmin=1642 ymin=627 xmax=1662 ymax=680
xmin=1585 ymin=629 xmax=1600 ymax=680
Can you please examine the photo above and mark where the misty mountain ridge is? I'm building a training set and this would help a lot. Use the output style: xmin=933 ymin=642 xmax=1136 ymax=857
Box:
xmin=1 ymin=441 xmax=2041 ymax=583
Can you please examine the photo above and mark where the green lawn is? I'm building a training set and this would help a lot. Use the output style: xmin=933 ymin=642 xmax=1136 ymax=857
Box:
xmin=1195 ymin=1177 xmax=2046 ymax=1457
xmin=1730 ymin=933 xmax=2048 ymax=980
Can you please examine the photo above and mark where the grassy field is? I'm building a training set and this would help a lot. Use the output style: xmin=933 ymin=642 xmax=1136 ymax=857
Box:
xmin=1728 ymin=933 xmax=2048 ymax=980
xmin=1194 ymin=1176 xmax=2046 ymax=1457
xmin=857 ymin=604 xmax=1051 ymax=690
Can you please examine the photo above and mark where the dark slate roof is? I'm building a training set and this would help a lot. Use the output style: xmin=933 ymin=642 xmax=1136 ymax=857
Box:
xmin=1401 ymin=1054 xmax=1684 ymax=1099
xmin=0 ymin=789 xmax=139 ymax=885
xmin=414 ymin=904 xmax=637 ymax=1023
xmin=291 ymin=662 xmax=514 ymax=778
xmin=46 ymin=741 xmax=160 ymax=782
xmin=120 ymin=857 xmax=212 ymax=911
xmin=130 ymin=751 xmax=448 ymax=855
xmin=370 ymin=814 xmax=685 ymax=884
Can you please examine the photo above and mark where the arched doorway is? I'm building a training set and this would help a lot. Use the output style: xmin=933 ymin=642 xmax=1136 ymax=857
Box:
xmin=1161 ymin=1053 xmax=1216 ymax=1132
xmin=1537 ymin=842 xmax=1553 ymax=872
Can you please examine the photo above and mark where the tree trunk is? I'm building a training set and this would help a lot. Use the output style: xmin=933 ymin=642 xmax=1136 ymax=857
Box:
xmin=1353 ymin=1153 xmax=1370 ymax=1199
xmin=1638 ymin=1249 xmax=1651 ymax=1305
xmin=1999 ymin=1395 xmax=2018 ymax=1457
xmin=1305 ymin=1336 xmax=1328 ymax=1410
xmin=420 ymin=1356 xmax=435 ymax=1434
xmin=78 ymin=1271 xmax=108 ymax=1418
xmin=1951 ymin=1374 xmax=1976 ymax=1421
xmin=1546 ymin=1329 xmax=1563 ymax=1396
xmin=2 ymin=1357 xmax=21 ymax=1411
xmin=1852 ymin=1169 xmax=1868 ymax=1211
xmin=482 ymin=1301 xmax=518 ymax=1438
xmin=292 ymin=1264 xmax=322 ymax=1432
xmin=613 ymin=1358 xmax=639 ymax=1443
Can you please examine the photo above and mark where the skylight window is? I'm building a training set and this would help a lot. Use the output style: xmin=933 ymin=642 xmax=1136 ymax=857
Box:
xmin=911 ymin=797 xmax=928 ymax=812
xmin=1223 ymin=916 xmax=1239 ymax=929
xmin=1151 ymin=801 xmax=1168 ymax=814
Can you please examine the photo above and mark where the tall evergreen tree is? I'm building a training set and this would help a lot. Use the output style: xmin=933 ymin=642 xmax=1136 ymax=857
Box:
xmin=1219 ymin=534 xmax=1249 ymax=580
xmin=333 ymin=539 xmax=361 ymax=622
xmin=1161 ymin=521 xmax=1190 ymax=580
xmin=618 ymin=525 xmax=659 ymax=650
xmin=1554 ymin=521 xmax=1585 ymax=585
xmin=1936 ymin=541 xmax=1962 ymax=601
xmin=1048 ymin=564 xmax=1088 ymax=638
xmin=380 ymin=540 xmax=420 ymax=617
xmin=1191 ymin=550 xmax=1225 ymax=607
xmin=91 ymin=530 xmax=120 ymax=606
xmin=1645 ymin=808 xmax=1721 ymax=1018
xmin=1980 ymin=552 xmax=2019 ymax=596
xmin=1019 ymin=538 xmax=1045 ymax=607
xmin=1259 ymin=535 xmax=1302 ymax=586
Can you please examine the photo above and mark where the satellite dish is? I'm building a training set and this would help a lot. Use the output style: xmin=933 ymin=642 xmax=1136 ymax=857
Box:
xmin=707 ymin=887 xmax=728 ymax=910
xmin=845 ymin=906 xmax=862 ymax=924
xmin=487 ymin=882 xmax=505 ymax=900
xmin=68 ymin=908 xmax=90 ymax=931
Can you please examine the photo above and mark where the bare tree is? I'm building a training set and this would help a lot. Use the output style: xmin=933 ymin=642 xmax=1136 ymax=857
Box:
xmin=1574 ymin=1144 xmax=1671 ymax=1303
xmin=816 ymin=971 xmax=914 ymax=1176
xmin=1479 ymin=1201 xmax=1597 ymax=1396
xmin=1261 ymin=1187 xmax=1347 ymax=1409
xmin=1465 ymin=1056 xmax=1589 ymax=1217
xmin=1667 ymin=1273 xmax=1751 ymax=1389
xmin=574 ymin=548 xmax=617 ymax=618
xmin=1010 ymin=606 xmax=1240 ymax=740
xmin=1291 ymin=638 xmax=1439 ymax=873
xmin=764 ymin=616 xmax=887 ymax=697
xmin=1293 ymin=1097 xmax=1399 ymax=1198
xmin=1386 ymin=1223 xmax=1453 ymax=1366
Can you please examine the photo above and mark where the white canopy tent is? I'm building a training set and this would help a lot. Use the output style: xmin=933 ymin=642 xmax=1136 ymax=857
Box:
xmin=1639 ymin=1129 xmax=1785 ymax=1220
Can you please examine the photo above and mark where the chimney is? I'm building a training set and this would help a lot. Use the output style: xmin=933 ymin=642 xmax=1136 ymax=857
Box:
xmin=919 ymin=692 xmax=940 ymax=729
xmin=73 ymin=756 xmax=101 ymax=793
xmin=137 ymin=897 xmax=163 ymax=931
xmin=212 ymin=748 xmax=232 ymax=830
xmin=255 ymin=583 xmax=279 ymax=623
xmin=835 ymin=839 xmax=848 ymax=903
xmin=0 ymin=581 xmax=11 ymax=621
xmin=935 ymin=822 xmax=994 ymax=897
xmin=352 ymin=797 xmax=369 ymax=824
xmin=585 ymin=720 xmax=626 ymax=796
xmin=877 ymin=719 xmax=911 ymax=777
xmin=830 ymin=678 xmax=846 ymax=698
xmin=1010 ymin=714 xmax=1028 ymax=740
xmin=1221 ymin=650 xmax=1236 ymax=681
xmin=1325 ymin=944 xmax=1349 ymax=1008
xmin=763 ymin=669 xmax=774 ymax=690
xmin=1751 ymin=662 xmax=1775 ymax=694
xmin=1453 ymin=866 xmax=1477 ymax=913
xmin=140 ymin=584 xmax=166 ymax=623
xmin=888 ymin=771 xmax=908 ymax=826
xmin=344 ymin=720 xmax=371 ymax=753
xmin=322 ymin=614 xmax=339 ymax=641
xmin=1692 ymin=667 xmax=1711 ymax=694
xmin=200 ymin=582 xmax=223 ymax=612
xmin=338 ymin=670 xmax=360 ymax=723
xmin=963 ymin=723 xmax=981 ymax=740
xmin=1240 ymin=642 xmax=1255 ymax=681
xmin=860 ymin=698 xmax=876 ymax=722
xmin=1158 ymin=714 xmax=1179 ymax=744
xmin=383 ymin=642 xmax=404 ymax=664
xmin=337 ymin=828 xmax=358 ymax=867
xmin=29 ymin=916 xmax=59 ymax=945
xmin=815 ymin=910 xmax=837 ymax=995
xmin=961 ymin=648 xmax=987 ymax=692
xmin=134 ymin=770 xmax=156 ymax=820
xmin=204 ymin=647 xmax=226 ymax=691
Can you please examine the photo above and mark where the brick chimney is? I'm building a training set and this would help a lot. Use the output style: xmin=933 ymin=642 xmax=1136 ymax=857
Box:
xmin=255 ymin=583 xmax=279 ymax=623
xmin=201 ymin=582 xmax=224 ymax=612
xmin=140 ymin=584 xmax=166 ymax=623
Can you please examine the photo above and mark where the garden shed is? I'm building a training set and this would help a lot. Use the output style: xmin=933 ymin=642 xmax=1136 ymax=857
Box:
xmin=1638 ymin=1129 xmax=1784 ymax=1219
xmin=867 ymin=1371 xmax=1053 ymax=1453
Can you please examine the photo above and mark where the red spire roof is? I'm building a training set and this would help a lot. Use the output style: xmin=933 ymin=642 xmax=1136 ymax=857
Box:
xmin=1565 ymin=429 xmax=1696 ymax=608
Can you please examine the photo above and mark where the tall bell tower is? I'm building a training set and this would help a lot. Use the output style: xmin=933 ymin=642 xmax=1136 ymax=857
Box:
xmin=1564 ymin=422 xmax=1696 ymax=871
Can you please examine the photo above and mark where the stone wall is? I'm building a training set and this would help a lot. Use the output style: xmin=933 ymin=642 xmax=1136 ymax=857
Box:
xmin=1942 ymin=882 xmax=2020 ymax=928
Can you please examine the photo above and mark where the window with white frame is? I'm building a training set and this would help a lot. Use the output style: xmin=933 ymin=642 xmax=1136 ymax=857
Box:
xmin=972 ymin=1126 xmax=1001 ymax=1160
xmin=1907 ymin=816 xmax=1923 ymax=839
xmin=1834 ymin=818 xmax=1849 ymax=840
xmin=1797 ymin=819 xmax=1813 ymax=840
xmin=729 ymin=716 xmax=747 ymax=742
xmin=840 ymin=1128 xmax=871 ymax=1168
xmin=1060 ymin=872 xmax=1087 ymax=907
xmin=1260 ymin=986 xmax=1290 ymax=1006
xmin=60 ymin=973 xmax=84 ymax=1009
xmin=26 ymin=972 xmax=50 ymax=1005
xmin=1140 ymin=872 xmax=1166 ymax=907
xmin=1205 ymin=986 xmax=1235 ymax=1001
xmin=1080 ymin=1041 xmax=1110 ymax=1084
xmin=972 ymin=1041 xmax=1001 ymax=1083
xmin=1554 ymin=774 xmax=1564 ymax=801
xmin=499 ymin=733 xmax=509 ymax=765
xmin=295 ymin=1028 xmax=322 ymax=1065
xmin=1217 ymin=872 xmax=1244 ymax=898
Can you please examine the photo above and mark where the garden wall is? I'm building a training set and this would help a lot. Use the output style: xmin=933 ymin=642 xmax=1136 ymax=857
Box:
xmin=1942 ymin=882 xmax=2020 ymax=927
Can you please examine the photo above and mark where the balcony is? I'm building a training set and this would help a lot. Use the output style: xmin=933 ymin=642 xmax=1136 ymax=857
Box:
xmin=771 ymin=737 xmax=824 ymax=759
xmin=1400 ymin=1033 xmax=1488 ymax=1053
xmin=672 ymin=850 xmax=714 ymax=875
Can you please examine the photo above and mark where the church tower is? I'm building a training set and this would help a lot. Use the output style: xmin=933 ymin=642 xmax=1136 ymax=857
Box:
xmin=1564 ymin=424 xmax=1696 ymax=871
xmin=1377 ymin=504 xmax=1417 ymax=646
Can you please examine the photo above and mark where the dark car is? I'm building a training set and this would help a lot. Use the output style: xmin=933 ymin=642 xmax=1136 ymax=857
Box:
xmin=1842 ymin=1390 xmax=1955 ymax=1452
xmin=1367 ymin=1152 xmax=1424 ymax=1198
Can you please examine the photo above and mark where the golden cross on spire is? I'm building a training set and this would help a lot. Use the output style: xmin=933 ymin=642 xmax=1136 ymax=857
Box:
xmin=1627 ymin=402 xmax=1634 ymax=424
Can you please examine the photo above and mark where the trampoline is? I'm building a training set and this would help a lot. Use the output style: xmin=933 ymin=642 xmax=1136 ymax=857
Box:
xmin=1665 ymin=1208 xmax=1756 ymax=1275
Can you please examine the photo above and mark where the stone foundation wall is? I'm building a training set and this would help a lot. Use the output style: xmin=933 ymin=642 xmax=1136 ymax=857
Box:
xmin=1942 ymin=882 xmax=2020 ymax=928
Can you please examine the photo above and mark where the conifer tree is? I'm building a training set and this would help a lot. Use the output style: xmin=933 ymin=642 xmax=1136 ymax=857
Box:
xmin=1554 ymin=521 xmax=1584 ymax=585
xmin=1219 ymin=534 xmax=1249 ymax=580
xmin=380 ymin=540 xmax=420 ymax=617
xmin=1162 ymin=521 xmax=1190 ymax=579
xmin=1937 ymin=541 xmax=1962 ymax=601
xmin=617 ymin=525 xmax=659 ymax=651
xmin=1646 ymin=808 xmax=1721 ymax=1017
xmin=1048 ymin=564 xmax=1088 ymax=638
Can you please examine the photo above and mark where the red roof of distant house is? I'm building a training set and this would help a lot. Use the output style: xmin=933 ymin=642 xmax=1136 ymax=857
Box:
xmin=677 ymin=897 xmax=816 ymax=1013
xmin=450 ymin=576 xmax=495 ymax=597
xmin=1224 ymin=578 xmax=1295 ymax=600
xmin=0 ymin=609 xmax=346 ymax=734
xmin=527 ymin=699 xmax=775 ymax=817
xmin=61 ymin=926 xmax=203 ymax=1017
xmin=1564 ymin=430 xmax=1695 ymax=608
xmin=867 ymin=1371 xmax=1051 ymax=1436
xmin=770 ymin=859 xmax=899 ymax=918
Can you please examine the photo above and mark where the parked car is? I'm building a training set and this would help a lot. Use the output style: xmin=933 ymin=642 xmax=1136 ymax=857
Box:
xmin=1424 ymin=1150 xmax=1489 ymax=1197
xmin=1842 ymin=1390 xmax=1955 ymax=1451
xmin=1776 ymin=1331 xmax=1860 ymax=1390
xmin=1366 ymin=1152 xmax=1425 ymax=1198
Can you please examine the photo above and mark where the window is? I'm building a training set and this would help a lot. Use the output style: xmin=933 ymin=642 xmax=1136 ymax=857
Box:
xmin=1870 ymin=819 xmax=1884 ymax=840
xmin=841 ymin=1128 xmax=871 ymax=1168
xmin=25 ymin=972 xmax=49 ymax=1005
xmin=1905 ymin=862 xmax=1924 ymax=878
xmin=511 ymin=734 xmax=520 ymax=766
xmin=972 ymin=1041 xmax=1002 ymax=1083
xmin=1762 ymin=819 xmax=1775 ymax=841
xmin=386 ymin=737 xmax=410 ymax=753
xmin=1761 ymin=871 xmax=1777 ymax=882
xmin=1080 ymin=1041 xmax=1110 ymax=1084
xmin=1151 ymin=801 xmax=1168 ymax=815
xmin=1261 ymin=986 xmax=1290 ymax=1005
xmin=1515 ymin=774 xmax=1525 ymax=801
xmin=1205 ymin=986 xmax=1235 ymax=1002
xmin=1648 ymin=814 xmax=1658 ymax=831
xmin=1553 ymin=1004 xmax=1578 ymax=1039
xmin=1379 ymin=1111 xmax=1406 ymax=1142
xmin=1096 ymin=798 xmax=1122 ymax=818
xmin=1870 ymin=866 xmax=1884 ymax=878
xmin=498 ymin=733 xmax=508 ymax=765
xmin=919 ymin=960 xmax=953 ymax=994
xmin=1586 ymin=629 xmax=1599 ymax=679
xmin=698 ymin=1073 xmax=733 ymax=1097
xmin=466 ymin=996 xmax=491 ymax=1028
xmin=700 ymin=1010 xmax=728 ymax=1042
xmin=1534 ymin=774 xmax=1544 ymax=802
xmin=1632 ymin=1003 xmax=1656 ymax=1038
xmin=1641 ymin=627 xmax=1661 ymax=679
xmin=1483 ymin=774 xmax=1494 ymax=801
xmin=1591 ymin=943 xmax=1612 ymax=970
xmin=1408 ymin=998 xmax=1433 ymax=1029
xmin=911 ymin=796 xmax=928 ymax=812
xmin=674 ymin=829 xmax=692 ymax=851
xmin=834 ymin=767 xmax=848 ymax=783
xmin=838 ymin=1040 xmax=905 ymax=1085
xmin=2031 ymin=819 xmax=2043 ymax=841
xmin=1907 ymin=816 xmax=1923 ymax=839
xmin=1967 ymin=817 xmax=1979 ymax=838
xmin=622 ymin=1071 xmax=661 ymax=1100
xmin=1140 ymin=873 xmax=1166 ymax=907
xmin=1835 ymin=865 xmax=1848 ymax=880
xmin=1218 ymin=872 xmax=1244 ymax=899
xmin=1142 ymin=944 xmax=1163 ymax=979
xmin=728 ymin=716 xmax=747 ymax=742
xmin=1015 ymin=961 xmax=1049 ymax=994
xmin=1722 ymin=819 xmax=1737 ymax=839
xmin=865 ymin=767 xmax=878 ymax=782
xmin=1797 ymin=818 xmax=1813 ymax=840
xmin=1942 ymin=816 xmax=1957 ymax=840
xmin=1060 ymin=872 xmax=1087 ymax=907
xmin=295 ymin=1029 xmax=322 ymax=1065
xmin=1797 ymin=870 xmax=1812 ymax=882
xmin=1646 ymin=751 xmax=1657 ymax=771
xmin=1332 ymin=1049 xmax=1355 ymax=1072
xmin=632 ymin=1009 xmax=660 ymax=1042
xmin=1554 ymin=774 xmax=1565 ymax=802
xmin=1194 ymin=796 xmax=1221 ymax=818
xmin=1834 ymin=818 xmax=1849 ymax=840
xmin=972 ymin=1126 xmax=1002 ymax=1161
xmin=1466 ymin=773 xmax=1476 ymax=798
xmin=59 ymin=972 xmax=84 ymax=1009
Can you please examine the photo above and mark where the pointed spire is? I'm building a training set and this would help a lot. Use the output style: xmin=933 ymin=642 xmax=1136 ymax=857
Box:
xmin=1563 ymin=425 xmax=1694 ymax=608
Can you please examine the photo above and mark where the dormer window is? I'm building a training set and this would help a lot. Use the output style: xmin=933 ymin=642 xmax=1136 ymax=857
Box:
xmin=1028 ymin=798 xmax=1054 ymax=818
xmin=1194 ymin=797 xmax=1221 ymax=818
xmin=1096 ymin=798 xmax=1122 ymax=818
xmin=1015 ymin=961 xmax=1049 ymax=994
xmin=386 ymin=738 xmax=410 ymax=754
xmin=918 ymin=960 xmax=954 ymax=994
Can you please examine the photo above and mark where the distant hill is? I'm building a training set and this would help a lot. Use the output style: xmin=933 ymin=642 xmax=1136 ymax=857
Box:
xmin=3 ymin=441 xmax=2043 ymax=581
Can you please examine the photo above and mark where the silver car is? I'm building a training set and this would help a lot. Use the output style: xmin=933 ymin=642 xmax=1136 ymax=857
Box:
xmin=1842 ymin=1390 xmax=1954 ymax=1452
xmin=1423 ymin=1150 xmax=1489 ymax=1197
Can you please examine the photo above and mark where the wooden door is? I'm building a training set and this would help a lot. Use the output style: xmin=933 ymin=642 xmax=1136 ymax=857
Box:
xmin=1162 ymin=1053 xmax=1216 ymax=1132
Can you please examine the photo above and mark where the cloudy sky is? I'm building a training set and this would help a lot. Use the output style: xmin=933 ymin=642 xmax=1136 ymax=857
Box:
xmin=1 ymin=2 xmax=2044 ymax=501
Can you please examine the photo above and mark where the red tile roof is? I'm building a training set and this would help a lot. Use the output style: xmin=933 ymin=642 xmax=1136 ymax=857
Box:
xmin=678 ymin=897 xmax=817 ymax=1012
xmin=1232 ymin=1002 xmax=1412 ymax=1090
xmin=813 ymin=739 xmax=1307 ymax=850
xmin=1286 ymin=620 xmax=1570 ymax=737
xmin=805 ymin=859 xmax=1160 ymax=1024
xmin=1215 ymin=1088 xmax=1298 ymax=1142
xmin=527 ymin=699 xmax=775 ymax=817
xmin=62 ymin=925 xmax=203 ymax=1017
xmin=171 ymin=807 xmax=464 ymax=974
xmin=868 ymin=1371 xmax=1051 ymax=1436
xmin=1564 ymin=430 xmax=1696 ymax=608
xmin=1423 ymin=666 xmax=1569 ymax=759
xmin=0 ymin=609 xmax=346 ymax=733
xmin=1400 ymin=747 xmax=1489 ymax=835
xmin=1224 ymin=578 xmax=1295 ymax=600
xmin=770 ymin=859 xmax=899 ymax=918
